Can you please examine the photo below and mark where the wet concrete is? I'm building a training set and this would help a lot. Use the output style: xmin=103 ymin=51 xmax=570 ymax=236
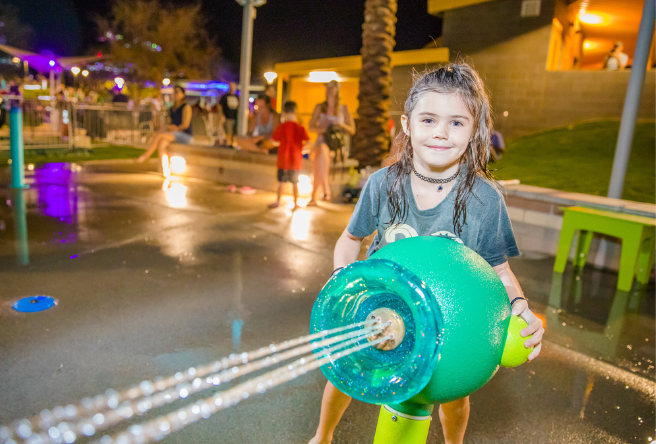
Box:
xmin=0 ymin=162 xmax=653 ymax=443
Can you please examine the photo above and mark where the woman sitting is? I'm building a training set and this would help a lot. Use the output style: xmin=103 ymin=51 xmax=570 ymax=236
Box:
xmin=234 ymin=94 xmax=280 ymax=154
xmin=138 ymin=85 xmax=192 ymax=163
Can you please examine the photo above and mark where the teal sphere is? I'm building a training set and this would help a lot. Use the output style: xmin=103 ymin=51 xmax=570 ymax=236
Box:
xmin=371 ymin=236 xmax=511 ymax=404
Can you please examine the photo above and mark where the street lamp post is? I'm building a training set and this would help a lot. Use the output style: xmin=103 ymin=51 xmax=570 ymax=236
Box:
xmin=236 ymin=0 xmax=266 ymax=137
xmin=607 ymin=0 xmax=655 ymax=199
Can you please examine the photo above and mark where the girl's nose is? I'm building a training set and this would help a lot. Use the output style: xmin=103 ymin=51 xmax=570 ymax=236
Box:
xmin=432 ymin=122 xmax=448 ymax=139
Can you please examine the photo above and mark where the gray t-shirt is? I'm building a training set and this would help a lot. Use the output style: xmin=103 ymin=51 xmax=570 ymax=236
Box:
xmin=347 ymin=167 xmax=519 ymax=267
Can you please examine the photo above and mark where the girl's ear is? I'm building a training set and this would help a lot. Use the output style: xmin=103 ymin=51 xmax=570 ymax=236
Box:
xmin=400 ymin=115 xmax=409 ymax=135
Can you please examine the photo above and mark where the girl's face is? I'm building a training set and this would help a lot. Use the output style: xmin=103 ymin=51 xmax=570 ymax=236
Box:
xmin=174 ymin=88 xmax=185 ymax=101
xmin=325 ymin=83 xmax=338 ymax=99
xmin=401 ymin=92 xmax=474 ymax=172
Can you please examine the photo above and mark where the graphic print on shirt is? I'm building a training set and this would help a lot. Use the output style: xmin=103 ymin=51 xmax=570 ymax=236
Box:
xmin=227 ymin=96 xmax=239 ymax=110
xmin=431 ymin=230 xmax=464 ymax=244
xmin=383 ymin=224 xmax=463 ymax=245
xmin=384 ymin=224 xmax=419 ymax=244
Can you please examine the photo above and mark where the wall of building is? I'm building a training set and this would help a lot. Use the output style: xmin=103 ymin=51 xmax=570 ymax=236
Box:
xmin=388 ymin=0 xmax=656 ymax=138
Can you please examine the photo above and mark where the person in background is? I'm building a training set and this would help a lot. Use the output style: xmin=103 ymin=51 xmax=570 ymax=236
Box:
xmin=269 ymin=101 xmax=310 ymax=209
xmin=219 ymin=82 xmax=239 ymax=146
xmin=234 ymin=94 xmax=280 ymax=154
xmin=265 ymin=84 xmax=277 ymax=111
xmin=490 ymin=128 xmax=505 ymax=161
xmin=137 ymin=85 xmax=192 ymax=163
xmin=307 ymin=80 xmax=355 ymax=205
xmin=604 ymin=41 xmax=629 ymax=71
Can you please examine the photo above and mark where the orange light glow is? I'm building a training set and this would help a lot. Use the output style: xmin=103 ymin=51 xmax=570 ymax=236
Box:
xmin=583 ymin=41 xmax=596 ymax=50
xmin=579 ymin=12 xmax=610 ymax=25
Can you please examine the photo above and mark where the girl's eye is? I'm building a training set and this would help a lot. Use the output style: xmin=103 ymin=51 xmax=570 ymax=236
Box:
xmin=422 ymin=118 xmax=434 ymax=124
xmin=451 ymin=121 xmax=463 ymax=127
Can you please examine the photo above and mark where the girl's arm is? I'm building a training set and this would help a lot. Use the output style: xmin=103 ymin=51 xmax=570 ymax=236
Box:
xmin=493 ymin=261 xmax=544 ymax=360
xmin=308 ymin=104 xmax=324 ymax=133
xmin=340 ymin=105 xmax=355 ymax=135
xmin=333 ymin=229 xmax=363 ymax=269
xmin=177 ymin=104 xmax=192 ymax=131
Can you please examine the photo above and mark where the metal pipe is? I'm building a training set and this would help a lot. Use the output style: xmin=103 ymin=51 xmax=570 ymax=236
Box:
xmin=237 ymin=0 xmax=255 ymax=137
xmin=607 ymin=0 xmax=655 ymax=199
xmin=9 ymin=107 xmax=25 ymax=189
xmin=12 ymin=190 xmax=29 ymax=266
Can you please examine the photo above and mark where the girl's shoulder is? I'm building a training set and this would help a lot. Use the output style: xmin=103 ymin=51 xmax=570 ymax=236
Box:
xmin=470 ymin=175 xmax=505 ymax=206
xmin=367 ymin=167 xmax=391 ymax=186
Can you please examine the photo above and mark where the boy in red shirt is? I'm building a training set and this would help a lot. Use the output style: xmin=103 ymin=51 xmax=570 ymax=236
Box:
xmin=269 ymin=101 xmax=310 ymax=209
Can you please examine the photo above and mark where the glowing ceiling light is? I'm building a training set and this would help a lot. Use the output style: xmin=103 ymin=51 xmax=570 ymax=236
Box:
xmin=82 ymin=70 xmax=89 ymax=77
xmin=308 ymin=71 xmax=340 ymax=83
xmin=162 ymin=78 xmax=171 ymax=86
xmin=12 ymin=57 xmax=20 ymax=64
xmin=114 ymin=77 xmax=124 ymax=88
xmin=583 ymin=40 xmax=597 ymax=50
xmin=579 ymin=12 xmax=610 ymax=25
xmin=71 ymin=66 xmax=80 ymax=75
xmin=49 ymin=60 xmax=55 ymax=67
xmin=263 ymin=71 xmax=278 ymax=84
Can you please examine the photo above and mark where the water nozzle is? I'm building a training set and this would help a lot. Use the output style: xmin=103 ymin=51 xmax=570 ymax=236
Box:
xmin=367 ymin=308 xmax=405 ymax=350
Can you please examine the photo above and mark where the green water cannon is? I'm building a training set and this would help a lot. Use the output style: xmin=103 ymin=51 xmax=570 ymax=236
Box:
xmin=310 ymin=236 xmax=532 ymax=443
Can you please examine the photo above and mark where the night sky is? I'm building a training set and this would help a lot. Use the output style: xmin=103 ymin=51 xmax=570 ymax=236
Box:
xmin=5 ymin=0 xmax=441 ymax=81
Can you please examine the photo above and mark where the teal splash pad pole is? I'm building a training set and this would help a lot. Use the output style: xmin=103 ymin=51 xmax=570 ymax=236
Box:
xmin=12 ymin=189 xmax=29 ymax=266
xmin=9 ymin=107 xmax=26 ymax=189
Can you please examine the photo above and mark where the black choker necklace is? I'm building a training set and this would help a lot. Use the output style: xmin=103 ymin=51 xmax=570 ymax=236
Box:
xmin=412 ymin=167 xmax=459 ymax=193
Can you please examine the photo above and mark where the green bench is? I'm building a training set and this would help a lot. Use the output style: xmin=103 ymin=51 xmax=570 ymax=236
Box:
xmin=553 ymin=206 xmax=655 ymax=291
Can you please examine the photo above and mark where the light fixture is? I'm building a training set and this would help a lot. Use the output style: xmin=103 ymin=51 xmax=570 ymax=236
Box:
xmin=579 ymin=12 xmax=610 ymax=25
xmin=583 ymin=40 xmax=597 ymax=50
xmin=162 ymin=78 xmax=171 ymax=86
xmin=12 ymin=57 xmax=20 ymax=64
xmin=82 ymin=70 xmax=89 ymax=77
xmin=49 ymin=60 xmax=56 ymax=67
xmin=114 ymin=77 xmax=124 ymax=86
xmin=71 ymin=66 xmax=80 ymax=75
xmin=308 ymin=71 xmax=340 ymax=83
xmin=263 ymin=71 xmax=278 ymax=84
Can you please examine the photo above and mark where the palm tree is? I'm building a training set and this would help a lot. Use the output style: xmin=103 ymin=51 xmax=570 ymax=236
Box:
xmin=352 ymin=0 xmax=397 ymax=167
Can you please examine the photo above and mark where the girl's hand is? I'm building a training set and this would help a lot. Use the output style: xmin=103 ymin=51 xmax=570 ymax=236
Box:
xmin=512 ymin=299 xmax=544 ymax=361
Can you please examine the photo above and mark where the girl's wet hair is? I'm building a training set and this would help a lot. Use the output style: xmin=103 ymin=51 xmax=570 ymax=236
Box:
xmin=386 ymin=62 xmax=494 ymax=235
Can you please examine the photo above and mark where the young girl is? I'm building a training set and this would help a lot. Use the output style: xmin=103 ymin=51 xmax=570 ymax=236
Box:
xmin=308 ymin=63 xmax=544 ymax=444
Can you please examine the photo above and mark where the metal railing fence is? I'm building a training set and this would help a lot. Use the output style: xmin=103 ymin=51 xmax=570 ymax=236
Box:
xmin=0 ymin=95 xmax=166 ymax=150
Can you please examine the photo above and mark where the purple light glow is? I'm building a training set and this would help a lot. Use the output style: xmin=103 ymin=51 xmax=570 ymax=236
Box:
xmin=32 ymin=163 xmax=78 ymax=225
xmin=184 ymin=81 xmax=229 ymax=92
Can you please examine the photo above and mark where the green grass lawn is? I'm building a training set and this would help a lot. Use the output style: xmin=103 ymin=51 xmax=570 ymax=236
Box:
xmin=493 ymin=121 xmax=655 ymax=204
xmin=0 ymin=145 xmax=148 ymax=166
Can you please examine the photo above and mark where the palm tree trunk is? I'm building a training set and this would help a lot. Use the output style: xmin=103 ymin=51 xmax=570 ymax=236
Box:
xmin=352 ymin=0 xmax=397 ymax=167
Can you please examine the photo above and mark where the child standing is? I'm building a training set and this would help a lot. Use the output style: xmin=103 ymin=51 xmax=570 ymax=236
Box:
xmin=269 ymin=101 xmax=310 ymax=209
xmin=308 ymin=63 xmax=544 ymax=444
